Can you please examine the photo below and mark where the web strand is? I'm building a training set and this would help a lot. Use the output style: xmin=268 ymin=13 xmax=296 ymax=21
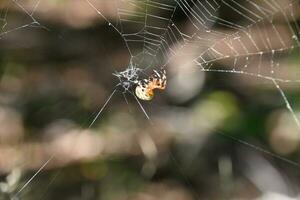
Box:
xmin=217 ymin=131 xmax=300 ymax=168
xmin=89 ymin=88 xmax=117 ymax=128
xmin=11 ymin=155 xmax=54 ymax=200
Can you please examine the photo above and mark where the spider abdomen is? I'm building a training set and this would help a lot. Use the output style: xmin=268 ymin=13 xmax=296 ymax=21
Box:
xmin=135 ymin=69 xmax=167 ymax=101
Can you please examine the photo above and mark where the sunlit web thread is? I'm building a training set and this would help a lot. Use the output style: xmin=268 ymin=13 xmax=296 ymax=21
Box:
xmin=272 ymin=79 xmax=300 ymax=132
xmin=216 ymin=130 xmax=300 ymax=169
xmin=11 ymin=155 xmax=54 ymax=200
xmin=88 ymin=88 xmax=117 ymax=128
xmin=0 ymin=0 xmax=49 ymax=39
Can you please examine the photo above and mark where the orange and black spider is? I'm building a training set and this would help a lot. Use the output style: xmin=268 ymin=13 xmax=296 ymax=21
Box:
xmin=135 ymin=69 xmax=167 ymax=101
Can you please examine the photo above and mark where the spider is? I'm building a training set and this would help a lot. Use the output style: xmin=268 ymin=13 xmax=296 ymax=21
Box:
xmin=113 ymin=64 xmax=167 ymax=101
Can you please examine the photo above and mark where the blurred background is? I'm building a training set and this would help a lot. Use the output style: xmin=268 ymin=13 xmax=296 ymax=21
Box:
xmin=1 ymin=0 xmax=300 ymax=199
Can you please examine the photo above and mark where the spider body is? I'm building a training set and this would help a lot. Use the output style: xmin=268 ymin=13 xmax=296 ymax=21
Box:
xmin=135 ymin=69 xmax=167 ymax=101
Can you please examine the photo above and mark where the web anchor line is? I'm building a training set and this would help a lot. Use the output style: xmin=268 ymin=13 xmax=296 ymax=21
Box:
xmin=11 ymin=156 xmax=54 ymax=200
xmin=217 ymin=131 xmax=300 ymax=168
xmin=89 ymin=88 xmax=117 ymax=128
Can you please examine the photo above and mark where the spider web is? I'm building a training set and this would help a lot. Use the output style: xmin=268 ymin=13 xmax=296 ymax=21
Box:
xmin=2 ymin=0 xmax=300 ymax=199
xmin=0 ymin=0 xmax=46 ymax=39
xmin=84 ymin=0 xmax=300 ymax=144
